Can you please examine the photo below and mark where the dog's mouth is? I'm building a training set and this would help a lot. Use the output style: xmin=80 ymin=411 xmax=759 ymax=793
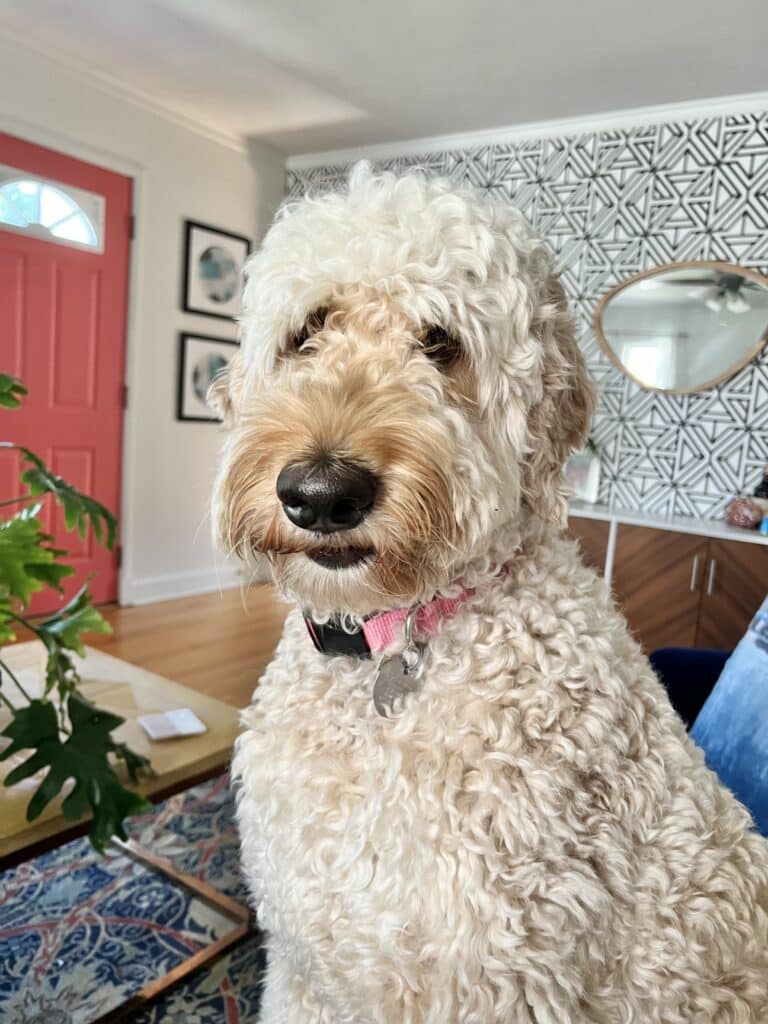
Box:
xmin=306 ymin=545 xmax=376 ymax=570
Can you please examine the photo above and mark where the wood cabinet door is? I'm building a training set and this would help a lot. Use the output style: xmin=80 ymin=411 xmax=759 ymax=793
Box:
xmin=612 ymin=525 xmax=709 ymax=652
xmin=566 ymin=517 xmax=610 ymax=574
xmin=696 ymin=539 xmax=768 ymax=650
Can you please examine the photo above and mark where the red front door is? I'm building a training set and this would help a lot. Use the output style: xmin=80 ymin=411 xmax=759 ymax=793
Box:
xmin=0 ymin=133 xmax=132 ymax=613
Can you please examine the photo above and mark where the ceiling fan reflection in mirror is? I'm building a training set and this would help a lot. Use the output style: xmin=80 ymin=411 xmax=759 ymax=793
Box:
xmin=593 ymin=261 xmax=768 ymax=394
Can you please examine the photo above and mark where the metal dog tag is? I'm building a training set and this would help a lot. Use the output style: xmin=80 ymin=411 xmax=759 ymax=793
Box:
xmin=372 ymin=607 xmax=425 ymax=717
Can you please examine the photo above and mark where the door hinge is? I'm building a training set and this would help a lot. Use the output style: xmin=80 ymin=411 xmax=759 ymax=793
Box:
xmin=116 ymin=544 xmax=123 ymax=570
xmin=129 ymin=213 xmax=136 ymax=240
xmin=122 ymin=384 xmax=129 ymax=408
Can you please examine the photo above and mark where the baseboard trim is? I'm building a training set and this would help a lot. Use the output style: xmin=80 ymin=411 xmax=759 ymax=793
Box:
xmin=120 ymin=566 xmax=242 ymax=606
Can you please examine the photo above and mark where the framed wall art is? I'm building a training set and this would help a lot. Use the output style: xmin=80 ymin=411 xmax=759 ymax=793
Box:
xmin=177 ymin=332 xmax=238 ymax=422
xmin=181 ymin=219 xmax=250 ymax=320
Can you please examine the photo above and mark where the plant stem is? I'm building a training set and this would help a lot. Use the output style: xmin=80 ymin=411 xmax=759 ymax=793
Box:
xmin=0 ymin=654 xmax=72 ymax=736
xmin=2 ymin=609 xmax=43 ymax=639
xmin=0 ymin=657 xmax=34 ymax=704
xmin=0 ymin=495 xmax=37 ymax=509
xmin=56 ymin=706 xmax=72 ymax=738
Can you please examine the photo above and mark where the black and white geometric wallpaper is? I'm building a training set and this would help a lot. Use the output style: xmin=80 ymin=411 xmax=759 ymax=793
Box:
xmin=287 ymin=112 xmax=768 ymax=520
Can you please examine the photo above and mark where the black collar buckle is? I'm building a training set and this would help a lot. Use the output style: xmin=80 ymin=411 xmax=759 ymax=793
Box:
xmin=304 ymin=617 xmax=372 ymax=659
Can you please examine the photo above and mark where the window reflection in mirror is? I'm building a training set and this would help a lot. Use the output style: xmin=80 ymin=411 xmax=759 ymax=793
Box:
xmin=593 ymin=262 xmax=768 ymax=394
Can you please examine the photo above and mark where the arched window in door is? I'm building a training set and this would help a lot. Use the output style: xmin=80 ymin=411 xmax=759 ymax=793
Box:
xmin=0 ymin=169 xmax=104 ymax=251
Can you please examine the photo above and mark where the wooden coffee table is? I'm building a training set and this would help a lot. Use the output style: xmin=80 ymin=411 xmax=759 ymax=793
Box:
xmin=0 ymin=641 xmax=241 ymax=865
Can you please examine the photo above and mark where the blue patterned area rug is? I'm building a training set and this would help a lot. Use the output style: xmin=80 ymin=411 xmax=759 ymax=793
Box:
xmin=0 ymin=774 xmax=266 ymax=1023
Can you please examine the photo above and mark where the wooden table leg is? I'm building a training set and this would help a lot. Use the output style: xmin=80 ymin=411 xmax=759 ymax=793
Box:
xmin=92 ymin=837 xmax=253 ymax=1023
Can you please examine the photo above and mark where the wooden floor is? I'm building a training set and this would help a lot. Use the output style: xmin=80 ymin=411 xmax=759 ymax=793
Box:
xmin=84 ymin=585 xmax=288 ymax=708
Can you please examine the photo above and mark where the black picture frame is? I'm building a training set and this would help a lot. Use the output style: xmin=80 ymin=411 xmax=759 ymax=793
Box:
xmin=181 ymin=219 xmax=251 ymax=321
xmin=176 ymin=332 xmax=239 ymax=423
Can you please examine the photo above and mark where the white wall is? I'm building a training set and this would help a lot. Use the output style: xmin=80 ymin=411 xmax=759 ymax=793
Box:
xmin=0 ymin=39 xmax=285 ymax=604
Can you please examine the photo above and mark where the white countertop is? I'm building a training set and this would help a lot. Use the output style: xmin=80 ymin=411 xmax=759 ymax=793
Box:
xmin=569 ymin=500 xmax=768 ymax=546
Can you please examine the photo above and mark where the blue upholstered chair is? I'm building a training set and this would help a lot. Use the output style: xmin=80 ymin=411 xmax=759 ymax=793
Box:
xmin=649 ymin=647 xmax=731 ymax=728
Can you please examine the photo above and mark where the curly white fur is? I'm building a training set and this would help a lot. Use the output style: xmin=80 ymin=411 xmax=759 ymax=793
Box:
xmin=215 ymin=165 xmax=768 ymax=1022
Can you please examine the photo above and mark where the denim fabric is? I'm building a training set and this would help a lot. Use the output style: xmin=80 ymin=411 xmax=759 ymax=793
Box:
xmin=691 ymin=595 xmax=768 ymax=836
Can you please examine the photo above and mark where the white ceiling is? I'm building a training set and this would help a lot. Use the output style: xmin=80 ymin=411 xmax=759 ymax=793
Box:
xmin=2 ymin=0 xmax=766 ymax=157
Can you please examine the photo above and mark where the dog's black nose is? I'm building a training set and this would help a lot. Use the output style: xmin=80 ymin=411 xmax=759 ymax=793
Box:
xmin=276 ymin=459 xmax=378 ymax=534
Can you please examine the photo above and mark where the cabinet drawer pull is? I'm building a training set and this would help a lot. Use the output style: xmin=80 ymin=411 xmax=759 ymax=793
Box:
xmin=706 ymin=558 xmax=718 ymax=597
xmin=689 ymin=555 xmax=701 ymax=592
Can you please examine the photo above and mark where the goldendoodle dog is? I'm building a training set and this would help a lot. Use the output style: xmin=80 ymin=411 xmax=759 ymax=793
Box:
xmin=212 ymin=164 xmax=768 ymax=1023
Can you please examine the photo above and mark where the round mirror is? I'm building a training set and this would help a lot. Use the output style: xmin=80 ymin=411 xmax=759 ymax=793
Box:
xmin=593 ymin=261 xmax=768 ymax=394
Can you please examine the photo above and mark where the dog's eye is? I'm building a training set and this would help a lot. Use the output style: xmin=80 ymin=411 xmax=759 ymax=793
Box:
xmin=288 ymin=307 xmax=329 ymax=354
xmin=421 ymin=326 xmax=462 ymax=368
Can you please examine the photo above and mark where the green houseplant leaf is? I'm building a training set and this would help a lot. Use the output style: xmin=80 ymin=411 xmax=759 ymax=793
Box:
xmin=38 ymin=584 xmax=113 ymax=656
xmin=16 ymin=446 xmax=117 ymax=548
xmin=34 ymin=585 xmax=113 ymax=699
xmin=0 ymin=373 xmax=27 ymax=409
xmin=0 ymin=694 xmax=151 ymax=851
xmin=0 ymin=514 xmax=73 ymax=607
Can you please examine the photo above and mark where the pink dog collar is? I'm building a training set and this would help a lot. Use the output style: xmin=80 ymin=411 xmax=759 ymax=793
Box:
xmin=304 ymin=589 xmax=472 ymax=659
xmin=361 ymin=594 xmax=469 ymax=653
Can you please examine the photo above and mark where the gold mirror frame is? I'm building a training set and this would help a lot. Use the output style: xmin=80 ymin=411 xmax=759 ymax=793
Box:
xmin=592 ymin=260 xmax=768 ymax=395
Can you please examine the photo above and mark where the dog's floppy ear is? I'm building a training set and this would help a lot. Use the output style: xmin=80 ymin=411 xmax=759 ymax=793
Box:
xmin=521 ymin=275 xmax=596 ymax=527
xmin=207 ymin=352 xmax=241 ymax=427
